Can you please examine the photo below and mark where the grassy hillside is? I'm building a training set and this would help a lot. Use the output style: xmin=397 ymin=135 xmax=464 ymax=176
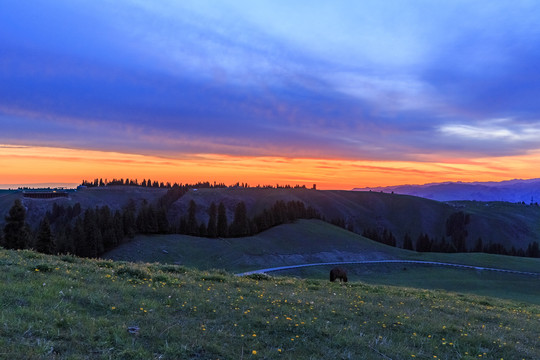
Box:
xmin=173 ymin=188 xmax=457 ymax=242
xmin=104 ymin=220 xmax=540 ymax=303
xmin=1 ymin=248 xmax=538 ymax=359
xmin=3 ymin=187 xmax=539 ymax=251
xmin=0 ymin=187 xmax=167 ymax=226
xmin=449 ymin=200 xmax=540 ymax=249
xmin=174 ymin=188 xmax=540 ymax=251
xmin=104 ymin=220 xmax=405 ymax=268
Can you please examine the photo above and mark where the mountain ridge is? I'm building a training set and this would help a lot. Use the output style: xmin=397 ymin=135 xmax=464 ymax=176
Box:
xmin=354 ymin=178 xmax=540 ymax=202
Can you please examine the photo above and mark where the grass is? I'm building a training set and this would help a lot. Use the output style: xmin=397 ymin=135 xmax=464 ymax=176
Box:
xmin=104 ymin=220 xmax=540 ymax=303
xmin=1 ymin=248 xmax=539 ymax=359
xmin=104 ymin=220 xmax=412 ymax=271
xmin=274 ymin=263 xmax=540 ymax=304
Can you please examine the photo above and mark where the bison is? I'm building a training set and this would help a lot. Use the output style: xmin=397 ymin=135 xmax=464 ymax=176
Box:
xmin=329 ymin=267 xmax=348 ymax=282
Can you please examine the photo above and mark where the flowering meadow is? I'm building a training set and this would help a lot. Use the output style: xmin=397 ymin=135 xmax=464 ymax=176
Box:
xmin=0 ymin=249 xmax=538 ymax=359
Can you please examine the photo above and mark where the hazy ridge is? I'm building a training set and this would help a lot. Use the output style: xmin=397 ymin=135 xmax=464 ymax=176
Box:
xmin=354 ymin=178 xmax=540 ymax=202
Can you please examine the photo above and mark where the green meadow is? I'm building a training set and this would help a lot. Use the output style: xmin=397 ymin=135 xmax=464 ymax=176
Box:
xmin=104 ymin=220 xmax=540 ymax=303
xmin=1 ymin=249 xmax=538 ymax=359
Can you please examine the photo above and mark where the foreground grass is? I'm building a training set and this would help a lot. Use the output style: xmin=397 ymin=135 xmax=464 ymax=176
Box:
xmin=1 ymin=249 xmax=538 ymax=359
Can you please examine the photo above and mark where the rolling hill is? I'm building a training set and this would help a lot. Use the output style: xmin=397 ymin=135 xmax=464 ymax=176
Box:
xmin=104 ymin=219 xmax=540 ymax=303
xmin=172 ymin=187 xmax=540 ymax=251
xmin=0 ymin=186 xmax=167 ymax=227
xmin=2 ymin=186 xmax=540 ymax=252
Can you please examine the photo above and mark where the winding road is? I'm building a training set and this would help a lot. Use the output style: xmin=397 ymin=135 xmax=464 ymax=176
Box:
xmin=236 ymin=260 xmax=540 ymax=277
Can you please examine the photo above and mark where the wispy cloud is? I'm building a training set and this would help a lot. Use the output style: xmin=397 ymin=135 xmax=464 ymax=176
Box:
xmin=439 ymin=119 xmax=540 ymax=142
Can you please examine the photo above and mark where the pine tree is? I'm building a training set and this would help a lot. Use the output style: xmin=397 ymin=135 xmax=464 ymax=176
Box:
xmin=473 ymin=237 xmax=484 ymax=252
xmin=186 ymin=200 xmax=199 ymax=236
xmin=82 ymin=208 xmax=103 ymax=258
xmin=230 ymin=201 xmax=250 ymax=237
xmin=122 ymin=200 xmax=137 ymax=238
xmin=156 ymin=207 xmax=169 ymax=234
xmin=402 ymin=233 xmax=414 ymax=250
xmin=446 ymin=211 xmax=470 ymax=252
xmin=55 ymin=224 xmax=75 ymax=255
xmin=415 ymin=233 xmax=432 ymax=252
xmin=217 ymin=202 xmax=228 ymax=237
xmin=206 ymin=202 xmax=218 ymax=238
xmin=35 ymin=217 xmax=55 ymax=254
xmin=98 ymin=205 xmax=116 ymax=250
xmin=113 ymin=210 xmax=125 ymax=244
xmin=3 ymin=199 xmax=31 ymax=250
xmin=72 ymin=218 xmax=85 ymax=256
xmin=527 ymin=241 xmax=539 ymax=258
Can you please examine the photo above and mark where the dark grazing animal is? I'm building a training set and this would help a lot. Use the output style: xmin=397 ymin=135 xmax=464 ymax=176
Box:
xmin=329 ymin=267 xmax=348 ymax=282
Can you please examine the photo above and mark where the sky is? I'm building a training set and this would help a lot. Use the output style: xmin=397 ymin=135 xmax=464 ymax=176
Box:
xmin=1 ymin=0 xmax=540 ymax=189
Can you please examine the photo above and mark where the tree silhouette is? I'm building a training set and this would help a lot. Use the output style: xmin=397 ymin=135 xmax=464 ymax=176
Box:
xmin=415 ymin=233 xmax=432 ymax=252
xmin=403 ymin=233 xmax=414 ymax=250
xmin=229 ymin=201 xmax=250 ymax=237
xmin=527 ymin=241 xmax=539 ymax=257
xmin=446 ymin=211 xmax=470 ymax=252
xmin=3 ymin=199 xmax=32 ymax=250
xmin=186 ymin=200 xmax=199 ymax=236
xmin=473 ymin=237 xmax=483 ymax=253
xmin=122 ymin=200 xmax=137 ymax=238
xmin=217 ymin=202 xmax=228 ymax=237
xmin=207 ymin=202 xmax=218 ymax=238
xmin=35 ymin=217 xmax=55 ymax=254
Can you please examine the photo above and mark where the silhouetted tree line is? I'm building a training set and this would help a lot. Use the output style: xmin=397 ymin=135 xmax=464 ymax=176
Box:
xmin=2 ymin=200 xmax=539 ymax=260
xmin=80 ymin=178 xmax=228 ymax=189
xmin=361 ymin=227 xmax=397 ymax=247
xmin=80 ymin=179 xmax=315 ymax=190
xmin=358 ymin=211 xmax=539 ymax=258
xmin=177 ymin=199 xmax=321 ymax=238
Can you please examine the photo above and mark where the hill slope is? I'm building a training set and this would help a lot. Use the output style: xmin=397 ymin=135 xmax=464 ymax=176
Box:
xmin=104 ymin=220 xmax=540 ymax=302
xmin=3 ymin=186 xmax=539 ymax=251
xmin=1 ymin=249 xmax=538 ymax=359
xmin=104 ymin=220 xmax=406 ymax=270
xmin=174 ymin=188 xmax=540 ymax=251
xmin=0 ymin=186 xmax=167 ymax=226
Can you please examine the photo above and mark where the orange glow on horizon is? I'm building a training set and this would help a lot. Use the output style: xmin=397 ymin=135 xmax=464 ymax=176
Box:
xmin=1 ymin=144 xmax=539 ymax=189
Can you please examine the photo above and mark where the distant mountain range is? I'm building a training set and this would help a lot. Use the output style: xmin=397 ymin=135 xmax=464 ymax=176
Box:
xmin=354 ymin=178 xmax=540 ymax=203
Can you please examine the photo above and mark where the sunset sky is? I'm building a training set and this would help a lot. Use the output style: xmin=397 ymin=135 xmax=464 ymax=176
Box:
xmin=2 ymin=1 xmax=540 ymax=189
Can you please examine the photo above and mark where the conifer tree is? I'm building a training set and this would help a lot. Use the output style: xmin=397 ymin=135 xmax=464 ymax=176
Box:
xmin=113 ymin=210 xmax=125 ymax=243
xmin=55 ymin=223 xmax=75 ymax=255
xmin=230 ymin=201 xmax=250 ymax=237
xmin=82 ymin=208 xmax=103 ymax=257
xmin=98 ymin=205 xmax=116 ymax=250
xmin=403 ymin=233 xmax=414 ymax=250
xmin=156 ymin=207 xmax=169 ymax=234
xmin=3 ymin=199 xmax=31 ymax=250
xmin=217 ymin=202 xmax=228 ymax=237
xmin=186 ymin=200 xmax=199 ymax=235
xmin=206 ymin=202 xmax=218 ymax=238
xmin=446 ymin=211 xmax=470 ymax=252
xmin=473 ymin=237 xmax=484 ymax=252
xmin=122 ymin=200 xmax=137 ymax=238
xmin=72 ymin=218 xmax=85 ymax=256
xmin=35 ymin=217 xmax=55 ymax=254
xmin=415 ymin=233 xmax=432 ymax=252
xmin=527 ymin=241 xmax=539 ymax=257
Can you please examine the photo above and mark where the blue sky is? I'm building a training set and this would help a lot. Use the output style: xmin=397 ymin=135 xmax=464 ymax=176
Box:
xmin=1 ymin=0 xmax=540 ymax=183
